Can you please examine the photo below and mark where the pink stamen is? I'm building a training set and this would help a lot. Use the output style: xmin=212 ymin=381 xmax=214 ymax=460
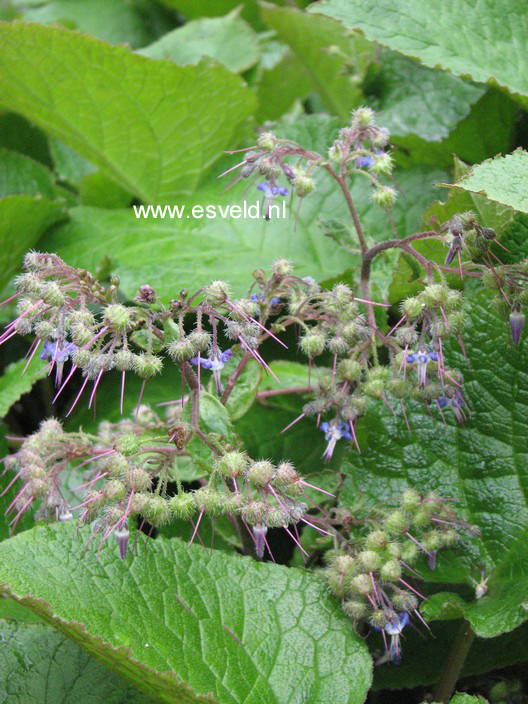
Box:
xmin=0 ymin=467 xmax=25 ymax=497
xmin=5 ymin=482 xmax=29 ymax=514
xmin=284 ymin=525 xmax=309 ymax=557
xmin=280 ymin=413 xmax=305 ymax=434
xmin=120 ymin=371 xmax=126 ymax=415
xmin=299 ymin=480 xmax=335 ymax=498
xmin=136 ymin=379 xmax=146 ymax=418
xmin=399 ymin=577 xmax=427 ymax=601
xmin=348 ymin=420 xmax=361 ymax=454
xmin=262 ymin=531 xmax=276 ymax=563
xmin=217 ymin=159 xmax=247 ymax=178
xmin=0 ymin=290 xmax=22 ymax=308
xmin=188 ymin=509 xmax=204 ymax=547
xmin=400 ymin=400 xmax=411 ymax=435
xmin=9 ymin=496 xmax=33 ymax=527
xmin=370 ymin=571 xmax=381 ymax=605
xmin=413 ymin=608 xmax=432 ymax=634
xmin=69 ymin=472 xmax=108 ymax=492
xmin=52 ymin=364 xmax=78 ymax=403
xmin=354 ymin=297 xmax=390 ymax=307
xmin=66 ymin=376 xmax=89 ymax=417
xmin=405 ymin=531 xmax=433 ymax=557
xmin=387 ymin=314 xmax=407 ymax=337
xmin=88 ymin=369 xmax=104 ymax=409
xmin=301 ymin=517 xmax=333 ymax=536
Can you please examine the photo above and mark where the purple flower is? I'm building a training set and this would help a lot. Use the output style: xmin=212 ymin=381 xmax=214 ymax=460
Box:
xmin=510 ymin=309 xmax=525 ymax=345
xmin=190 ymin=348 xmax=232 ymax=396
xmin=406 ymin=348 xmax=437 ymax=387
xmin=257 ymin=182 xmax=288 ymax=198
xmin=252 ymin=523 xmax=268 ymax=559
xmin=384 ymin=612 xmax=409 ymax=664
xmin=437 ymin=393 xmax=465 ymax=424
xmin=40 ymin=340 xmax=76 ymax=363
xmin=355 ymin=155 xmax=374 ymax=169
xmin=251 ymin=293 xmax=281 ymax=305
xmin=320 ymin=421 xmax=353 ymax=462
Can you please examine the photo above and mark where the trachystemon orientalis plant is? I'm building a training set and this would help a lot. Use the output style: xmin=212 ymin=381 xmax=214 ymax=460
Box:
xmin=1 ymin=107 xmax=523 ymax=665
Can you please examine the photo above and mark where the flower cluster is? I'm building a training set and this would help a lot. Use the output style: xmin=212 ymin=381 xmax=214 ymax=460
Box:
xmin=320 ymin=489 xmax=477 ymax=664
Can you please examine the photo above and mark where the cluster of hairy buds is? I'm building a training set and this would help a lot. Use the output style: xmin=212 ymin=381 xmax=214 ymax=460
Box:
xmin=320 ymin=489 xmax=477 ymax=665
xmin=1 ymin=418 xmax=92 ymax=532
xmin=328 ymin=107 xmax=396 ymax=208
xmin=220 ymin=106 xmax=395 ymax=225
xmin=1 ymin=408 xmax=331 ymax=561
xmin=442 ymin=211 xmax=498 ymax=265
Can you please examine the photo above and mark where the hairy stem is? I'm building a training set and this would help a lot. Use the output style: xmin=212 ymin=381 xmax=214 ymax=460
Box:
xmin=434 ymin=620 xmax=475 ymax=703
xmin=220 ymin=350 xmax=251 ymax=405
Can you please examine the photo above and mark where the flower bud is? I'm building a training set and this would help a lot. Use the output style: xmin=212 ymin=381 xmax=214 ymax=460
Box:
xmin=402 ymin=297 xmax=423 ymax=319
xmin=34 ymin=321 xmax=54 ymax=340
xmin=247 ymin=460 xmax=275 ymax=487
xmin=274 ymin=462 xmax=299 ymax=487
xmin=115 ymin=527 xmax=129 ymax=559
xmin=371 ymin=186 xmax=397 ymax=209
xmin=384 ymin=510 xmax=409 ymax=535
xmin=40 ymin=282 xmax=65 ymax=306
xmin=294 ymin=173 xmax=316 ymax=198
xmin=105 ymin=452 xmax=130 ymax=479
xmin=272 ymin=259 xmax=293 ymax=277
xmin=257 ymin=131 xmax=275 ymax=150
xmin=264 ymin=507 xmax=288 ymax=528
xmin=337 ymin=359 xmax=362 ymax=383
xmin=422 ymin=284 xmax=448 ymax=307
xmin=204 ymin=280 xmax=230 ymax=306
xmin=70 ymin=324 xmax=93 ymax=346
xmin=188 ymin=330 xmax=211 ymax=353
xmin=104 ymin=304 xmax=133 ymax=332
xmin=369 ymin=610 xmax=388 ymax=629
xmin=124 ymin=468 xmax=152 ymax=493
xmin=400 ymin=541 xmax=420 ymax=564
xmin=193 ymin=488 xmax=230 ymax=517
xmin=380 ymin=559 xmax=402 ymax=581
xmin=358 ymin=550 xmax=382 ymax=572
xmin=167 ymin=338 xmax=194 ymax=363
xmin=114 ymin=433 xmax=141 ymax=455
xmin=510 ymin=309 xmax=525 ymax=345
xmin=216 ymin=451 xmax=248 ymax=478
xmin=370 ymin=152 xmax=393 ymax=175
xmin=129 ymin=492 xmax=149 ymax=515
xmin=352 ymin=106 xmax=375 ymax=126
xmin=402 ymin=488 xmax=422 ymax=512
xmin=169 ymin=493 xmax=197 ymax=520
xmin=240 ymin=500 xmax=268 ymax=524
xmin=133 ymin=353 xmax=163 ymax=379
xmin=114 ymin=350 xmax=136 ymax=372
xmin=15 ymin=318 xmax=32 ymax=335
xmin=365 ymin=530 xmax=389 ymax=550
xmin=350 ymin=574 xmax=372 ymax=595
xmin=28 ymin=478 xmax=50 ymax=498
xmin=300 ymin=332 xmax=326 ymax=357
xmin=103 ymin=480 xmax=126 ymax=501
xmin=342 ymin=600 xmax=367 ymax=620
xmin=392 ymin=591 xmax=418 ymax=612
xmin=142 ymin=496 xmax=171 ymax=526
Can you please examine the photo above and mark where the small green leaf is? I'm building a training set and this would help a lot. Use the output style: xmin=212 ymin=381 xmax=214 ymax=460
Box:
xmin=0 ymin=524 xmax=373 ymax=704
xmin=182 ymin=390 xmax=236 ymax=472
xmin=441 ymin=148 xmax=528 ymax=215
xmin=0 ymin=352 xmax=47 ymax=420
xmin=222 ymin=351 xmax=261 ymax=421
xmin=309 ymin=0 xmax=528 ymax=100
xmin=139 ymin=11 xmax=260 ymax=73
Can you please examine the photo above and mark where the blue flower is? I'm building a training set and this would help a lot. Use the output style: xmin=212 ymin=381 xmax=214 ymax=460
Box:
xmin=384 ymin=612 xmax=409 ymax=664
xmin=257 ymin=182 xmax=288 ymax=198
xmin=250 ymin=293 xmax=281 ymax=306
xmin=405 ymin=348 xmax=437 ymax=387
xmin=355 ymin=155 xmax=374 ymax=169
xmin=437 ymin=393 xmax=465 ymax=424
xmin=320 ymin=420 xmax=353 ymax=462
xmin=190 ymin=348 xmax=232 ymax=396
xmin=40 ymin=340 xmax=76 ymax=363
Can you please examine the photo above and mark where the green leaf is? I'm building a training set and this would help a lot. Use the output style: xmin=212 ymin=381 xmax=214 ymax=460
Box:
xmin=451 ymin=695 xmax=488 ymax=704
xmin=0 ymin=354 xmax=47 ymax=419
xmin=309 ymin=0 xmax=528 ymax=100
xmin=255 ymin=45 xmax=313 ymax=123
xmin=0 ymin=524 xmax=373 ymax=704
xmin=80 ymin=172 xmax=132 ymax=209
xmin=0 ymin=23 xmax=256 ymax=201
xmin=20 ymin=0 xmax=166 ymax=47
xmin=366 ymin=52 xmax=485 ymax=142
xmin=0 ymin=195 xmax=65 ymax=292
xmin=261 ymin=3 xmax=372 ymax=119
xmin=0 ymin=147 xmax=56 ymax=198
xmin=339 ymin=293 xmax=528 ymax=638
xmin=441 ymin=148 xmax=528 ymax=215
xmin=0 ymin=620 xmax=153 ymax=703
xmin=139 ymin=11 xmax=260 ymax=73
xmin=0 ymin=597 xmax=44 ymax=622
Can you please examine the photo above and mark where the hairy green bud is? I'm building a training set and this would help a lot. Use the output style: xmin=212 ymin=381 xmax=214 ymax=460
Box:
xmin=247 ymin=460 xmax=275 ymax=487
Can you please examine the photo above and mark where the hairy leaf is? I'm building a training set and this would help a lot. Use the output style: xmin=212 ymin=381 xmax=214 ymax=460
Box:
xmin=309 ymin=0 xmax=528 ymax=99
xmin=0 ymin=524 xmax=372 ymax=704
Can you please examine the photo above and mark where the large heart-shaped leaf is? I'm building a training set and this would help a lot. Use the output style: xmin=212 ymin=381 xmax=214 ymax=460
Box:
xmin=0 ymin=524 xmax=372 ymax=704
xmin=0 ymin=22 xmax=256 ymax=202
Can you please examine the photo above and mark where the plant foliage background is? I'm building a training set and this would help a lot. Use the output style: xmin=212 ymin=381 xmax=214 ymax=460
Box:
xmin=0 ymin=1 xmax=527 ymax=703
